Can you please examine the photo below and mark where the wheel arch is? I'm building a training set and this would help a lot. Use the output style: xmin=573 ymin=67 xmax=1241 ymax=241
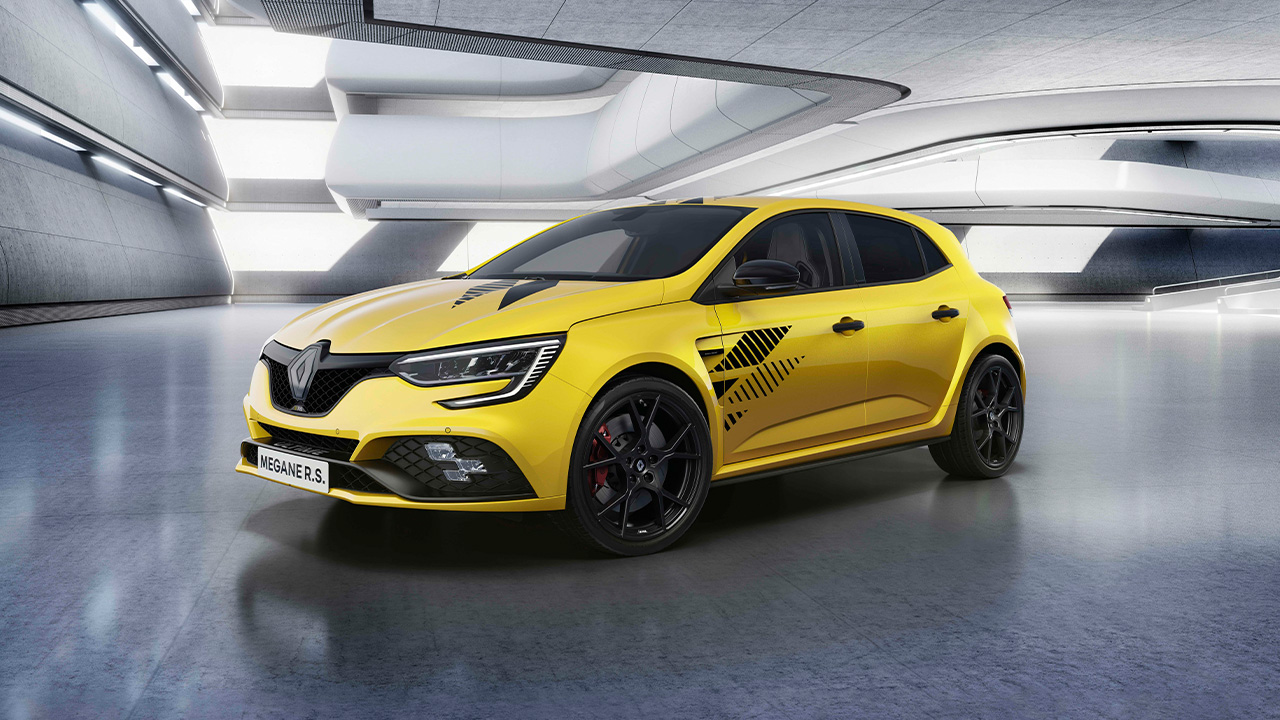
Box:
xmin=597 ymin=362 xmax=714 ymax=426
xmin=975 ymin=341 xmax=1022 ymax=379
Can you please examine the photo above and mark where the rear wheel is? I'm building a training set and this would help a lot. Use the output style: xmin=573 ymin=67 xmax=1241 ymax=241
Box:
xmin=930 ymin=354 xmax=1023 ymax=479
xmin=557 ymin=377 xmax=711 ymax=556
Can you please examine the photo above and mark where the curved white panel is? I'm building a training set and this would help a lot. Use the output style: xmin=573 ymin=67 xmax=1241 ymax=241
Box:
xmin=819 ymin=158 xmax=1280 ymax=222
xmin=634 ymin=74 xmax=696 ymax=168
xmin=326 ymin=41 xmax=616 ymax=97
xmin=498 ymin=114 xmax=598 ymax=199
xmin=715 ymin=83 xmax=815 ymax=131
xmin=328 ymin=115 xmax=503 ymax=201
xmin=670 ymin=77 xmax=746 ymax=152
xmin=326 ymin=68 xmax=829 ymax=208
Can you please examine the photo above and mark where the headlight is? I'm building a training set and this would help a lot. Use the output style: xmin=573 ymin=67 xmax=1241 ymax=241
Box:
xmin=390 ymin=335 xmax=565 ymax=408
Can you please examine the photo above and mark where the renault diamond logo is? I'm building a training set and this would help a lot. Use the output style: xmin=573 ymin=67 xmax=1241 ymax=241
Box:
xmin=288 ymin=344 xmax=323 ymax=402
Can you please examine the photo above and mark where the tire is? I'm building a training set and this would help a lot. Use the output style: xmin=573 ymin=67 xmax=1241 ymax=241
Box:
xmin=930 ymin=354 xmax=1024 ymax=479
xmin=555 ymin=377 xmax=712 ymax=556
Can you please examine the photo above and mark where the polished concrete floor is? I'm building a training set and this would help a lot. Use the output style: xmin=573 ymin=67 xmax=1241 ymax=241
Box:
xmin=1 ymin=303 xmax=1279 ymax=719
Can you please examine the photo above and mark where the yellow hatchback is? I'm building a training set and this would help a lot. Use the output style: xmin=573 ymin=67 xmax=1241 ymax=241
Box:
xmin=237 ymin=198 xmax=1024 ymax=555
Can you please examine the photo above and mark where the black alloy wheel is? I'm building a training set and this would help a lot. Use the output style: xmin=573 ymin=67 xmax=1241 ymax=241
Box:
xmin=929 ymin=354 xmax=1023 ymax=479
xmin=558 ymin=377 xmax=711 ymax=556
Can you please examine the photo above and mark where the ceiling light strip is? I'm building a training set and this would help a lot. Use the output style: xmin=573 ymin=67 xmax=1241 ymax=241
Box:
xmin=906 ymin=206 xmax=1261 ymax=226
xmin=1 ymin=96 xmax=219 ymax=204
xmin=80 ymin=0 xmax=210 ymax=113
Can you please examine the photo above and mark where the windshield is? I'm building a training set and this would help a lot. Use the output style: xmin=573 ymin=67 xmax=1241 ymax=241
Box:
xmin=468 ymin=205 xmax=753 ymax=281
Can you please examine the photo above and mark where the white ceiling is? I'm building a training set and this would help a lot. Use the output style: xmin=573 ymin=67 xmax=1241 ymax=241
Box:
xmin=372 ymin=0 xmax=1280 ymax=105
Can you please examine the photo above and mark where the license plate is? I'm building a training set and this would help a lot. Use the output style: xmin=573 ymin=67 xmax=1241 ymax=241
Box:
xmin=256 ymin=447 xmax=329 ymax=494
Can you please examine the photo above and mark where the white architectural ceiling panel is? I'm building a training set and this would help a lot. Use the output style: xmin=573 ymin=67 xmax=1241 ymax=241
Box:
xmin=368 ymin=0 xmax=1280 ymax=106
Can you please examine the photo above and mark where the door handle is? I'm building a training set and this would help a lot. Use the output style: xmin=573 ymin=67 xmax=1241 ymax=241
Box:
xmin=832 ymin=319 xmax=865 ymax=333
xmin=932 ymin=307 xmax=960 ymax=320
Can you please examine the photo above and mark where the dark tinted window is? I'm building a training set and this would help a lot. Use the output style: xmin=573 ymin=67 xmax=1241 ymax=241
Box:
xmin=917 ymin=230 xmax=950 ymax=272
xmin=711 ymin=212 xmax=842 ymax=291
xmin=844 ymin=214 xmax=925 ymax=284
xmin=470 ymin=205 xmax=752 ymax=281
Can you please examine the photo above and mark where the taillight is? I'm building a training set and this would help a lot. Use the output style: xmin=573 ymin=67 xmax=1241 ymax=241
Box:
xmin=1002 ymin=295 xmax=1012 ymax=313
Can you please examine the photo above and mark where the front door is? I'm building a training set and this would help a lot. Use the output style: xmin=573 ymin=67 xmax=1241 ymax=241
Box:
xmin=838 ymin=213 xmax=970 ymax=434
xmin=707 ymin=212 xmax=870 ymax=465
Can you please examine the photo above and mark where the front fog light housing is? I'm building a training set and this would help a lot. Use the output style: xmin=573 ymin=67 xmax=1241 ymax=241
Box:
xmin=390 ymin=335 xmax=565 ymax=408
xmin=425 ymin=442 xmax=488 ymax=483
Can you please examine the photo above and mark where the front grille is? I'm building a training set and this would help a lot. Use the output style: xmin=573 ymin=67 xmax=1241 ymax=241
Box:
xmin=259 ymin=423 xmax=359 ymax=459
xmin=382 ymin=436 xmax=535 ymax=498
xmin=263 ymin=356 xmax=375 ymax=415
xmin=242 ymin=443 xmax=390 ymax=495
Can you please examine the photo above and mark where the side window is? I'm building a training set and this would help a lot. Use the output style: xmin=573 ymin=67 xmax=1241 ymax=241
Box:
xmin=917 ymin=230 xmax=951 ymax=273
xmin=844 ymin=214 xmax=925 ymax=284
xmin=711 ymin=212 xmax=843 ymax=292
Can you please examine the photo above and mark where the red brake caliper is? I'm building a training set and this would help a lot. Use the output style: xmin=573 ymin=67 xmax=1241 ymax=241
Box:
xmin=589 ymin=423 xmax=612 ymax=495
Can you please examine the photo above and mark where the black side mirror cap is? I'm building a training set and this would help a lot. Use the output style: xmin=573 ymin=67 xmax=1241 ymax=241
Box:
xmin=720 ymin=259 xmax=800 ymax=297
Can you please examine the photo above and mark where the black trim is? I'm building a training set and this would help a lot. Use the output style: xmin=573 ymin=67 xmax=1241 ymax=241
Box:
xmin=713 ymin=438 xmax=946 ymax=488
xmin=242 ymin=438 xmax=538 ymax=503
xmin=498 ymin=279 xmax=559 ymax=309
xmin=261 ymin=341 xmax=398 ymax=417
xmin=357 ymin=0 xmax=909 ymax=97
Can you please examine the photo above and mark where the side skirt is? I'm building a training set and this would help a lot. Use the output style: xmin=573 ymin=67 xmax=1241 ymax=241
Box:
xmin=710 ymin=438 xmax=947 ymax=488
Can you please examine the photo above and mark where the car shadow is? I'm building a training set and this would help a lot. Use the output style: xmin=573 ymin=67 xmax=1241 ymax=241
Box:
xmin=241 ymin=448 xmax=999 ymax=570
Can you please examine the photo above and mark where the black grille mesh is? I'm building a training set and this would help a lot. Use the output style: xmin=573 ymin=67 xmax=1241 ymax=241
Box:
xmin=263 ymin=357 xmax=375 ymax=415
xmin=383 ymin=436 xmax=534 ymax=498
xmin=258 ymin=424 xmax=359 ymax=458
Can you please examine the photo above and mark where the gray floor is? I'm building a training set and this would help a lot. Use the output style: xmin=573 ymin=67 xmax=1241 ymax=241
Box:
xmin=1 ymin=303 xmax=1279 ymax=719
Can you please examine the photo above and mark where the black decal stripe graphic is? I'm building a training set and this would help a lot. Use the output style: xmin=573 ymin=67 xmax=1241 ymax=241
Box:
xmin=713 ymin=325 xmax=791 ymax=373
xmin=498 ymin=279 xmax=559 ymax=310
xmin=723 ymin=356 xmax=806 ymax=432
xmin=453 ymin=279 xmax=520 ymax=307
xmin=712 ymin=378 xmax=738 ymax=399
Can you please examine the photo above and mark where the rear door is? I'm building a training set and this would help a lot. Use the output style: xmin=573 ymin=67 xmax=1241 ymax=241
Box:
xmin=837 ymin=213 xmax=970 ymax=435
xmin=705 ymin=212 xmax=871 ymax=465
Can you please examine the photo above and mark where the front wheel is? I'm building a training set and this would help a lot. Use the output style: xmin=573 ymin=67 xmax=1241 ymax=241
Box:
xmin=556 ymin=377 xmax=711 ymax=556
xmin=930 ymin=354 xmax=1024 ymax=479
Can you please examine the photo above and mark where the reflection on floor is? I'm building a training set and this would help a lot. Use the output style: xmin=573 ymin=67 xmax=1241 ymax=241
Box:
xmin=1 ymin=303 xmax=1278 ymax=718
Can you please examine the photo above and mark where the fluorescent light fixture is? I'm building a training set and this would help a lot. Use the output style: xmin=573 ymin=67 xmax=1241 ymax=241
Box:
xmin=156 ymin=71 xmax=204 ymax=112
xmin=131 ymin=45 xmax=159 ymax=66
xmin=83 ymin=2 xmax=135 ymax=46
xmin=92 ymin=155 xmax=161 ymax=186
xmin=197 ymin=24 xmax=332 ymax=88
xmin=178 ymin=0 xmax=200 ymax=15
xmin=439 ymin=222 xmax=556 ymax=272
xmin=164 ymin=187 xmax=206 ymax=207
xmin=909 ymin=206 xmax=1259 ymax=226
xmin=208 ymin=211 xmax=376 ymax=271
xmin=156 ymin=71 xmax=184 ymax=96
xmin=0 ymin=107 xmax=87 ymax=152
xmin=201 ymin=118 xmax=337 ymax=179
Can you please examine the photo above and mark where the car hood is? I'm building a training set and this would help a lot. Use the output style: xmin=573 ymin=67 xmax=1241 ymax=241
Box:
xmin=272 ymin=277 xmax=666 ymax=354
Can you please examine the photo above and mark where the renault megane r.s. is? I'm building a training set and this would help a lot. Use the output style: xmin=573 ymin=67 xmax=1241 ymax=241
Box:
xmin=237 ymin=198 xmax=1024 ymax=555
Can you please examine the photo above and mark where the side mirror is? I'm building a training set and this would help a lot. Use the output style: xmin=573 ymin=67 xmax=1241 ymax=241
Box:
xmin=722 ymin=259 xmax=800 ymax=296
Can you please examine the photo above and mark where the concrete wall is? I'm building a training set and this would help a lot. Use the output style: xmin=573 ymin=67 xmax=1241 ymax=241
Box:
xmin=0 ymin=0 xmax=226 ymax=197
xmin=0 ymin=119 xmax=230 ymax=305
xmin=954 ymin=225 xmax=1280 ymax=296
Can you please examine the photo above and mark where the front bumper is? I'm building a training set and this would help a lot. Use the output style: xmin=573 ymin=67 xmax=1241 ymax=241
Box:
xmin=236 ymin=359 xmax=586 ymax=511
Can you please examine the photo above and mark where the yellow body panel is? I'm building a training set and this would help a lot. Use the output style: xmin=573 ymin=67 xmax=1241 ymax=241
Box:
xmin=237 ymin=197 xmax=1023 ymax=510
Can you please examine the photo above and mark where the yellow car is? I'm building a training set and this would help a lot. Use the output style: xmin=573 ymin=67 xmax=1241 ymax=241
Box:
xmin=237 ymin=198 xmax=1024 ymax=555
